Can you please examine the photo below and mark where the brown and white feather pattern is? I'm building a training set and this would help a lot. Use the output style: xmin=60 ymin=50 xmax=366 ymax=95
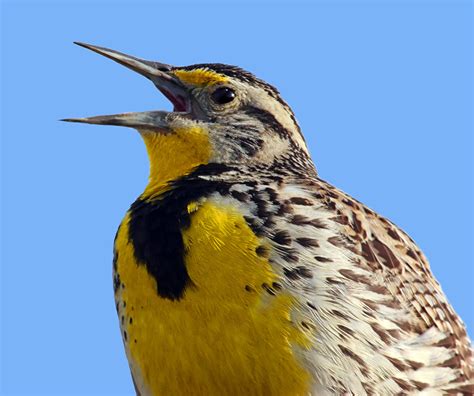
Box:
xmin=209 ymin=171 xmax=473 ymax=395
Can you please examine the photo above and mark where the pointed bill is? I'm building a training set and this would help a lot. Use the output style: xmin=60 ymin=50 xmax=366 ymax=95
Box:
xmin=73 ymin=41 xmax=174 ymax=81
xmin=61 ymin=111 xmax=175 ymax=131
xmin=63 ymin=42 xmax=192 ymax=129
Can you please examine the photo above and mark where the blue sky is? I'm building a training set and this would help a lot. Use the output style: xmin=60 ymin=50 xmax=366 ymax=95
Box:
xmin=1 ymin=1 xmax=472 ymax=394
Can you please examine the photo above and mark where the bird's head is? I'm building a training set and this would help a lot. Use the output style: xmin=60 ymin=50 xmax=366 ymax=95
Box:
xmin=64 ymin=43 xmax=313 ymax=193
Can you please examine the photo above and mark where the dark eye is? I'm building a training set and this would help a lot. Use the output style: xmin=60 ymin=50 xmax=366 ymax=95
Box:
xmin=211 ymin=87 xmax=236 ymax=104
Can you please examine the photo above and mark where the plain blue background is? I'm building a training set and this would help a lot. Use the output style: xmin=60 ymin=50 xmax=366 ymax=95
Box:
xmin=1 ymin=1 xmax=472 ymax=394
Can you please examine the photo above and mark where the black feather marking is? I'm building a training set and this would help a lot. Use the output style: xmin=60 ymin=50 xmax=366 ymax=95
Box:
xmin=127 ymin=164 xmax=233 ymax=300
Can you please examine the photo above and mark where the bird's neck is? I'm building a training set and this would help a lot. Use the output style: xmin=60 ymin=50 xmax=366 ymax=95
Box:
xmin=139 ymin=127 xmax=212 ymax=199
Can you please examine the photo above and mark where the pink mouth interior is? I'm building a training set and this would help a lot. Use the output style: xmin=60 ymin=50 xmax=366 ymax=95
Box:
xmin=161 ymin=88 xmax=188 ymax=112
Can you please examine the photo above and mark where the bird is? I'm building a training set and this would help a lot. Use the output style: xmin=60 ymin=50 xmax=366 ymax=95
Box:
xmin=64 ymin=42 xmax=473 ymax=396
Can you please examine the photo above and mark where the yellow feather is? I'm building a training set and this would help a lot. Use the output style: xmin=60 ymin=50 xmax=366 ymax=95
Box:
xmin=115 ymin=202 xmax=311 ymax=395
xmin=139 ymin=126 xmax=212 ymax=199
xmin=173 ymin=68 xmax=228 ymax=86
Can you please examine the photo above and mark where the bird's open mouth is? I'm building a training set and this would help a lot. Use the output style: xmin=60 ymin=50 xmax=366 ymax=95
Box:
xmin=160 ymin=88 xmax=189 ymax=113
xmin=62 ymin=42 xmax=192 ymax=130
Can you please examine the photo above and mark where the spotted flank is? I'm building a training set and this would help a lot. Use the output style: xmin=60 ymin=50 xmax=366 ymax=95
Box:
xmin=67 ymin=42 xmax=473 ymax=396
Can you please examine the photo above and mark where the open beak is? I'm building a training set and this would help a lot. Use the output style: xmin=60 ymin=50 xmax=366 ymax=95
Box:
xmin=61 ymin=42 xmax=190 ymax=131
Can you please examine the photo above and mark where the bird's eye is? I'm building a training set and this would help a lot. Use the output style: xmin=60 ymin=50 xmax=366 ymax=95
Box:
xmin=211 ymin=87 xmax=236 ymax=105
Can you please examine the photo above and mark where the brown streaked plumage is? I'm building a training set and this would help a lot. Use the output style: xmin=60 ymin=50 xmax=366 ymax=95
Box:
xmin=65 ymin=42 xmax=473 ymax=395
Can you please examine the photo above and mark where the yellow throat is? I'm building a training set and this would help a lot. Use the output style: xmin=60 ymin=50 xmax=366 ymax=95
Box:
xmin=140 ymin=126 xmax=212 ymax=199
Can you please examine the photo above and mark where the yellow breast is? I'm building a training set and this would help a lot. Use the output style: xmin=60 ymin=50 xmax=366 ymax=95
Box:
xmin=114 ymin=200 xmax=311 ymax=396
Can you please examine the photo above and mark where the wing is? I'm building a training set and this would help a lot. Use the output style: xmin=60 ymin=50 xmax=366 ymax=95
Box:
xmin=257 ymin=177 xmax=473 ymax=394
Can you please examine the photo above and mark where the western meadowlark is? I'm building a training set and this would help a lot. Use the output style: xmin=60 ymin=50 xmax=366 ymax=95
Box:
xmin=64 ymin=42 xmax=473 ymax=395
